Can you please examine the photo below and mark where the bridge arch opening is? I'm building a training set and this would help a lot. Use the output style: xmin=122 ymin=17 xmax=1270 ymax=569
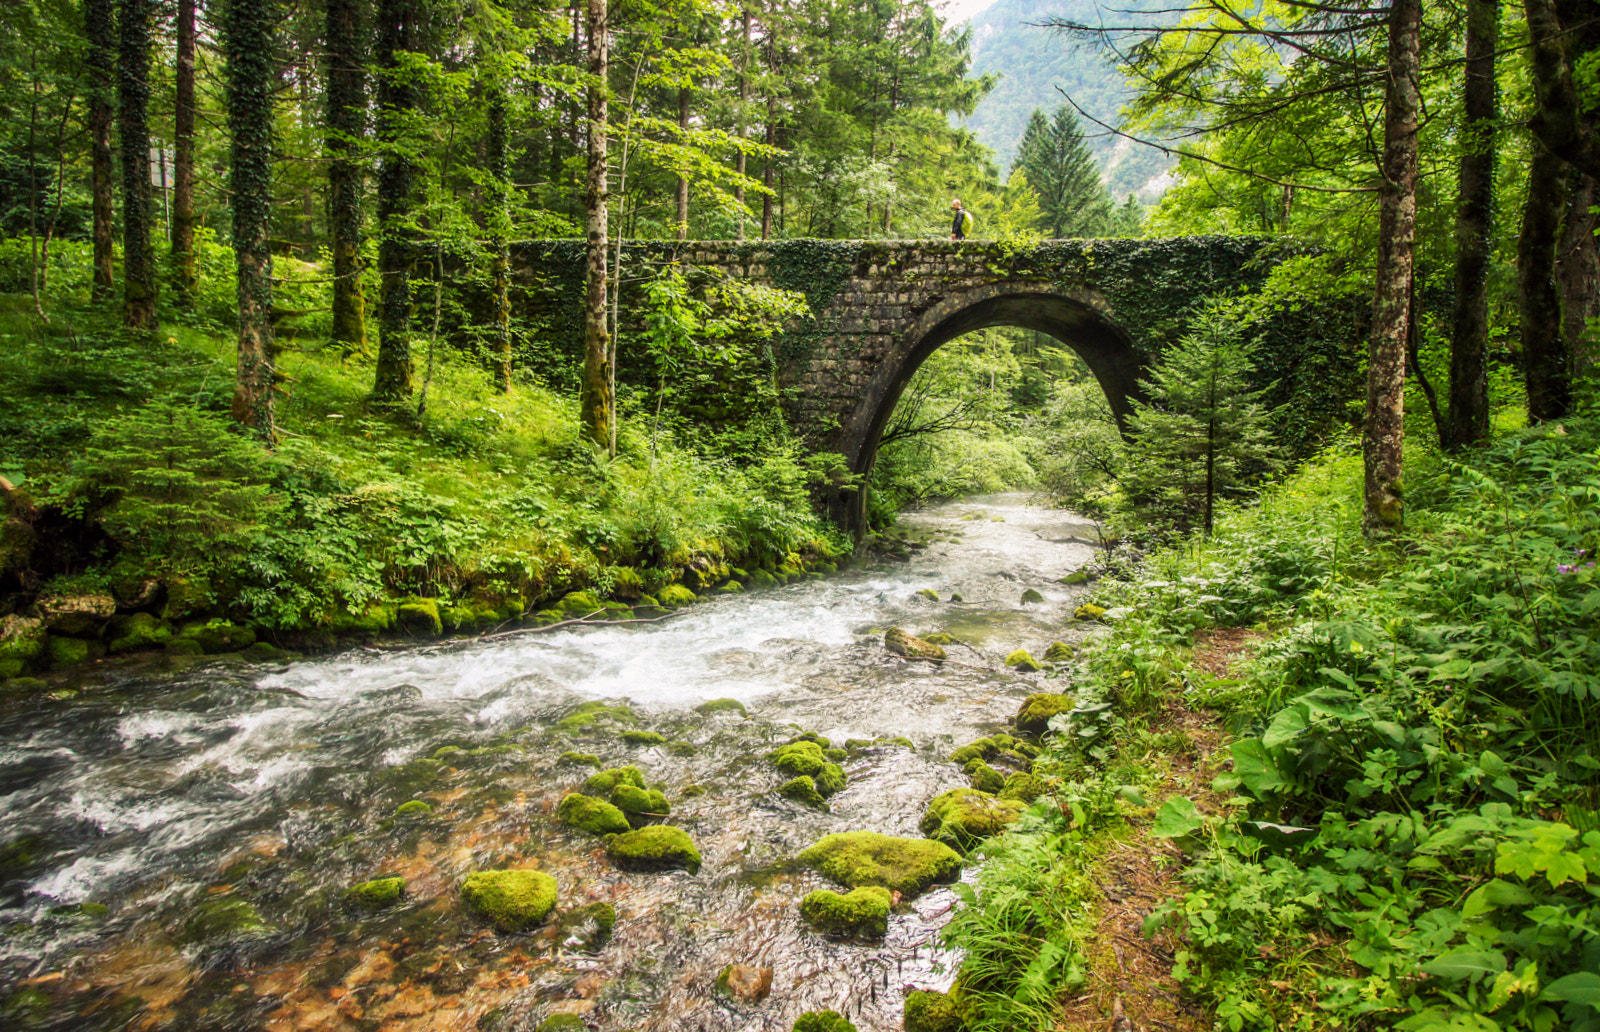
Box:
xmin=835 ymin=287 xmax=1144 ymax=532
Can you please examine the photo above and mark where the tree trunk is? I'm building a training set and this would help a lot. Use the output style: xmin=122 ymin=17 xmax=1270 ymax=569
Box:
xmin=581 ymin=0 xmax=613 ymax=449
xmin=373 ymin=0 xmax=417 ymax=403
xmin=224 ymin=0 xmax=277 ymax=438
xmin=1558 ymin=174 xmax=1598 ymax=374
xmin=1519 ymin=147 xmax=1572 ymax=422
xmin=735 ymin=10 xmax=750 ymax=240
xmin=171 ymin=0 xmax=197 ymax=307
xmin=488 ymin=86 xmax=512 ymax=393
xmin=86 ymin=0 xmax=115 ymax=302
xmin=1362 ymin=0 xmax=1420 ymax=536
xmin=676 ymin=85 xmax=690 ymax=240
xmin=118 ymin=0 xmax=158 ymax=329
xmin=1445 ymin=0 xmax=1496 ymax=452
xmin=1527 ymin=0 xmax=1600 ymax=182
xmin=762 ymin=101 xmax=775 ymax=240
xmin=326 ymin=0 xmax=367 ymax=355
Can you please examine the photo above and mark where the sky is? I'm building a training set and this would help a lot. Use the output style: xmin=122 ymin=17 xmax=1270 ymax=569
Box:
xmin=939 ymin=0 xmax=1000 ymax=26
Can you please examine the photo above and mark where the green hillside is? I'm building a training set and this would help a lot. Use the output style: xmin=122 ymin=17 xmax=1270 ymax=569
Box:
xmin=959 ymin=0 xmax=1176 ymax=200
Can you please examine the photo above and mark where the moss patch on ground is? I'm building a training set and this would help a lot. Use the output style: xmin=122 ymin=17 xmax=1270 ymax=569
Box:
xmin=797 ymin=832 xmax=962 ymax=896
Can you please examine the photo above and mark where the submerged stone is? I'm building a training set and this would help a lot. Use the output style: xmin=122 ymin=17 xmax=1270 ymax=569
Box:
xmin=1014 ymin=693 xmax=1072 ymax=735
xmin=667 ymin=740 xmax=698 ymax=756
xmin=554 ymin=901 xmax=616 ymax=951
xmin=556 ymin=793 xmax=632 ymax=836
xmin=797 ymin=832 xmax=962 ymax=896
xmin=884 ymin=627 xmax=946 ymax=660
xmin=461 ymin=869 xmax=557 ymax=931
xmin=606 ymin=825 xmax=702 ymax=874
xmin=904 ymin=989 xmax=968 ymax=1032
xmin=778 ymin=775 xmax=828 ymax=809
xmin=346 ymin=877 xmax=405 ymax=908
xmin=922 ymin=632 xmax=955 ymax=645
xmin=793 ymin=1011 xmax=857 ymax=1032
xmin=716 ymin=963 xmax=773 ymax=1002
xmin=182 ymin=895 xmax=267 ymax=943
xmin=800 ymin=886 xmax=891 ymax=937
xmin=558 ymin=751 xmax=602 ymax=768
xmin=556 ymin=701 xmax=635 ymax=732
xmin=920 ymin=789 xmax=1026 ymax=854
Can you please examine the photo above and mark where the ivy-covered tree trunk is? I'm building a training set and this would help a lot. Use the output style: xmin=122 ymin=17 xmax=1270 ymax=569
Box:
xmin=487 ymin=85 xmax=512 ymax=393
xmin=325 ymin=0 xmax=367 ymax=356
xmin=117 ymin=0 xmax=157 ymax=329
xmin=1526 ymin=0 xmax=1600 ymax=182
xmin=1363 ymin=0 xmax=1420 ymax=536
xmin=224 ymin=0 xmax=277 ymax=439
xmin=581 ymin=0 xmax=613 ymax=448
xmin=1519 ymin=148 xmax=1571 ymax=422
xmin=85 ymin=0 xmax=115 ymax=302
xmin=1558 ymin=174 xmax=1598 ymax=374
xmin=373 ymin=0 xmax=417 ymax=403
xmin=171 ymin=0 xmax=197 ymax=308
xmin=1445 ymin=0 xmax=1496 ymax=453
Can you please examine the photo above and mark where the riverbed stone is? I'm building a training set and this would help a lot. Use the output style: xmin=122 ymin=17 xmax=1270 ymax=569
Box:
xmin=556 ymin=793 xmax=632 ymax=836
xmin=716 ymin=963 xmax=773 ymax=1002
xmin=1014 ymin=692 xmax=1072 ymax=735
xmin=963 ymin=760 xmax=1006 ymax=794
xmin=557 ymin=701 xmax=635 ymax=732
xmin=1000 ymin=772 xmax=1050 ymax=804
xmin=915 ymin=588 xmax=939 ymax=601
xmin=182 ymin=895 xmax=267 ymax=943
xmin=800 ymin=885 xmax=891 ymax=938
xmin=1019 ymin=588 xmax=1045 ymax=604
xmin=606 ymin=825 xmax=702 ymax=874
xmin=394 ymin=800 xmax=433 ymax=817
xmin=1005 ymin=648 xmax=1041 ymax=672
xmin=920 ymin=789 xmax=1027 ymax=854
xmin=797 ymin=832 xmax=962 ymax=896
xmin=461 ymin=869 xmax=558 ymax=931
xmin=814 ymin=762 xmax=847 ymax=797
xmin=0 ymin=615 xmax=47 ymax=678
xmin=948 ymin=738 xmax=998 ymax=765
xmin=346 ymin=876 xmax=405 ymax=908
xmin=884 ymin=627 xmax=946 ymax=660
xmin=554 ymin=901 xmax=616 ymax=951
xmin=559 ymin=751 xmax=602 ymax=767
xmin=778 ymin=775 xmax=828 ymax=809
xmin=794 ymin=1011 xmax=857 ymax=1032
xmin=1060 ymin=570 xmax=1091 ymax=585
xmin=1044 ymin=641 xmax=1075 ymax=663
xmin=904 ymin=989 xmax=968 ymax=1032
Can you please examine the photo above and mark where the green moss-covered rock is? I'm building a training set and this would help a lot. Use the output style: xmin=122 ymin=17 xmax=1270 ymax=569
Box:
xmin=556 ymin=793 xmax=632 ymax=836
xmin=948 ymin=738 xmax=997 ymax=766
xmin=1014 ymin=693 xmax=1073 ymax=735
xmin=824 ymin=747 xmax=847 ymax=761
xmin=768 ymin=740 xmax=827 ymax=777
xmin=329 ymin=602 xmax=396 ymax=636
xmin=746 ymin=568 xmax=779 ymax=589
xmin=556 ymin=701 xmax=635 ymax=732
xmin=800 ymin=886 xmax=892 ymax=938
xmin=920 ymin=789 xmax=1027 ymax=854
xmin=815 ymin=762 xmax=846 ymax=797
xmin=610 ymin=784 xmax=670 ymax=818
xmin=1020 ymin=588 xmax=1045 ymax=604
xmin=1043 ymin=641 xmax=1076 ymax=663
xmin=165 ymin=637 xmax=205 ymax=657
xmin=695 ymin=697 xmax=748 ymax=716
xmin=178 ymin=620 xmax=256 ymax=654
xmin=396 ymin=598 xmax=443 ymax=637
xmin=606 ymin=825 xmax=702 ymax=874
xmin=346 ymin=877 xmax=405 ymax=908
xmin=556 ymin=591 xmax=604 ymax=617
xmin=681 ymin=784 xmax=707 ymax=797
xmin=1060 ymin=570 xmax=1091 ymax=585
xmin=963 ymin=760 xmax=1006 ymax=794
xmin=583 ymin=766 xmax=646 ymax=795
xmin=657 ymin=584 xmax=697 ymax=607
xmin=0 ymin=676 xmax=47 ymax=694
xmin=999 ymin=772 xmax=1050 ymax=804
xmin=885 ymin=627 xmax=946 ymax=660
xmin=241 ymin=641 xmax=290 ymax=663
xmin=778 ymin=775 xmax=828 ymax=809
xmin=797 ymin=832 xmax=962 ymax=896
xmin=538 ymin=1014 xmax=586 ymax=1031
xmin=394 ymin=800 xmax=433 ymax=817
xmin=47 ymin=635 xmax=91 ymax=669
xmin=718 ymin=581 xmax=744 ymax=594
xmin=922 ymin=632 xmax=955 ymax=645
xmin=904 ymin=989 xmax=968 ymax=1032
xmin=793 ymin=1011 xmax=857 ymax=1032
xmin=608 ymin=566 xmax=646 ymax=600
xmin=915 ymin=588 xmax=939 ymax=601
xmin=554 ymin=901 xmax=616 ymax=951
xmin=558 ymin=751 xmax=602 ymax=768
xmin=182 ymin=895 xmax=267 ymax=943
xmin=667 ymin=740 xmax=698 ymax=756
xmin=461 ymin=869 xmax=558 ymax=931
xmin=620 ymin=730 xmax=666 ymax=746
xmin=1074 ymin=602 xmax=1108 ymax=621
xmin=0 ymin=615 xmax=47 ymax=678
xmin=1005 ymin=649 xmax=1041 ymax=672
xmin=107 ymin=613 xmax=173 ymax=654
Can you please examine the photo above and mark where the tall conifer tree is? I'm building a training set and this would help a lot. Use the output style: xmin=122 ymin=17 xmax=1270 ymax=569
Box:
xmin=172 ymin=0 xmax=198 ymax=307
xmin=1013 ymin=107 xmax=1111 ymax=238
xmin=373 ymin=0 xmax=418 ymax=402
xmin=85 ymin=0 xmax=115 ymax=301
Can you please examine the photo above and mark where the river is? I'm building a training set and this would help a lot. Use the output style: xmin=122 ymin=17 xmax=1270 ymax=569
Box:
xmin=0 ymin=493 xmax=1102 ymax=1032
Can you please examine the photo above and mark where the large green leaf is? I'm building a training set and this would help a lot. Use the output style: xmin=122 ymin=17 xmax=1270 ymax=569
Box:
xmin=1262 ymin=704 xmax=1309 ymax=748
xmin=1420 ymin=949 xmax=1507 ymax=982
xmin=1232 ymin=739 xmax=1289 ymax=795
xmin=1151 ymin=796 xmax=1204 ymax=839
xmin=1543 ymin=972 xmax=1600 ymax=1009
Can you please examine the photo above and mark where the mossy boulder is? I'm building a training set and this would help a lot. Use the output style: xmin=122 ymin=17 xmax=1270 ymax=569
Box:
xmin=948 ymin=738 xmax=998 ymax=766
xmin=396 ymin=598 xmax=443 ymax=637
xmin=610 ymin=784 xmax=670 ymax=819
xmin=538 ymin=1014 xmax=586 ymax=1031
xmin=768 ymin=740 xmax=827 ymax=777
xmin=461 ymin=869 xmax=558 ymax=931
xmin=963 ymin=760 xmax=1006 ymax=794
xmin=555 ymin=591 xmax=604 ymax=617
xmin=667 ymin=740 xmax=698 ymax=756
xmin=346 ymin=877 xmax=405 ymax=908
xmin=1019 ymin=588 xmax=1045 ymax=604
xmin=695 ymin=697 xmax=747 ymax=717
xmin=240 ymin=641 xmax=290 ymax=663
xmin=657 ymin=584 xmax=697 ymax=607
xmin=999 ymin=772 xmax=1050 ymax=804
xmin=920 ymin=789 xmax=1027 ymax=854
xmin=800 ymin=886 xmax=891 ymax=938
xmin=328 ymin=602 xmax=396 ymax=636
xmin=718 ymin=581 xmax=744 ymax=594
xmin=182 ymin=895 xmax=267 ymax=943
xmin=394 ymin=800 xmax=433 ymax=817
xmin=620 ymin=730 xmax=666 ymax=746
xmin=608 ymin=566 xmax=646 ymax=600
xmin=558 ymin=751 xmax=601 ymax=768
xmin=778 ymin=775 xmax=828 ymax=809
xmin=107 ymin=613 xmax=173 ymax=654
xmin=815 ymin=762 xmax=847 ymax=797
xmin=0 ymin=615 xmax=47 ymax=678
xmin=797 ymin=832 xmax=962 ymax=896
xmin=1014 ymin=693 xmax=1073 ymax=735
xmin=583 ymin=766 xmax=646 ymax=795
xmin=1074 ymin=602 xmax=1108 ymax=621
xmin=1043 ymin=641 xmax=1075 ymax=663
xmin=554 ymin=901 xmax=616 ymax=951
xmin=884 ymin=627 xmax=946 ymax=660
xmin=793 ymin=1011 xmax=857 ymax=1032
xmin=904 ymin=989 xmax=968 ymax=1032
xmin=178 ymin=620 xmax=256 ymax=654
xmin=1 ymin=677 xmax=47 ymax=694
xmin=556 ymin=701 xmax=635 ymax=732
xmin=746 ymin=569 xmax=779 ymax=589
xmin=36 ymin=591 xmax=116 ymax=637
xmin=915 ymin=588 xmax=939 ymax=601
xmin=556 ymin=793 xmax=632 ymax=836
xmin=48 ymin=635 xmax=91 ymax=669
xmin=922 ymin=632 xmax=955 ymax=645
xmin=1005 ymin=649 xmax=1041 ymax=672
xmin=1060 ymin=570 xmax=1091 ymax=585
xmin=606 ymin=825 xmax=702 ymax=874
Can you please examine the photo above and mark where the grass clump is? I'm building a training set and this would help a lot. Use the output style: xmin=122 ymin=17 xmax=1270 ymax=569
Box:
xmin=797 ymin=831 xmax=962 ymax=897
xmin=800 ymin=886 xmax=891 ymax=938
xmin=461 ymin=869 xmax=557 ymax=931
xmin=606 ymin=825 xmax=702 ymax=874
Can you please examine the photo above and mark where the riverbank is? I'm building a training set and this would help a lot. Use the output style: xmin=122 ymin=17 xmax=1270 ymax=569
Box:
xmin=940 ymin=412 xmax=1600 ymax=1031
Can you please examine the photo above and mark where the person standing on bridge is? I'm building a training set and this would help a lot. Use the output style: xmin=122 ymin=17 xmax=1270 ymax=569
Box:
xmin=950 ymin=199 xmax=972 ymax=241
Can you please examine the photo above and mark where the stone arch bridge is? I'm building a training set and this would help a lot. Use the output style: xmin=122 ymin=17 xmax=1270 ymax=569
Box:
xmin=510 ymin=236 xmax=1343 ymax=530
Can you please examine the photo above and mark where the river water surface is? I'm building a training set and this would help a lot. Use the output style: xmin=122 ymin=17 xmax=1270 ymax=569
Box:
xmin=0 ymin=493 xmax=1102 ymax=1032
